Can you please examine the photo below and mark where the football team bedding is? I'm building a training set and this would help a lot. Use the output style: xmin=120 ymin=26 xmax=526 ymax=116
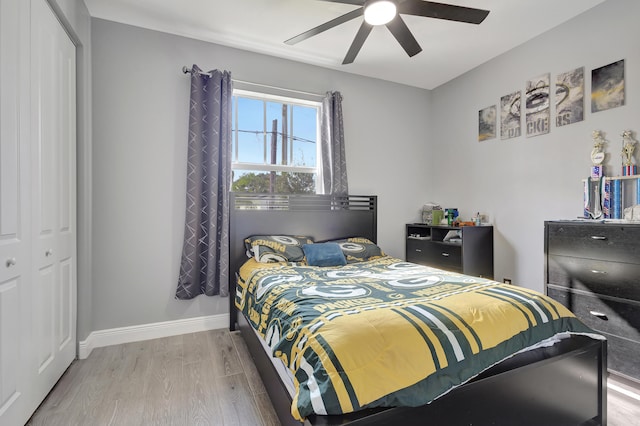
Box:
xmin=235 ymin=236 xmax=603 ymax=421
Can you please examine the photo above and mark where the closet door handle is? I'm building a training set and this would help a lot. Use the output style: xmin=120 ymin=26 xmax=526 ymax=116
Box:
xmin=590 ymin=269 xmax=607 ymax=275
xmin=415 ymin=249 xmax=422 ymax=253
xmin=5 ymin=257 xmax=16 ymax=267
xmin=45 ymin=249 xmax=54 ymax=257
xmin=441 ymin=253 xmax=450 ymax=257
xmin=590 ymin=236 xmax=607 ymax=240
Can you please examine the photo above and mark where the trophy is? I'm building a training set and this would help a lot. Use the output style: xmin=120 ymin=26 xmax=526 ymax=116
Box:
xmin=590 ymin=130 xmax=606 ymax=178
xmin=585 ymin=131 xmax=606 ymax=219
xmin=621 ymin=130 xmax=637 ymax=176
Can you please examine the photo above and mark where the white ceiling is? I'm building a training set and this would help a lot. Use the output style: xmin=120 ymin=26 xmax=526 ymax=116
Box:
xmin=85 ymin=0 xmax=606 ymax=90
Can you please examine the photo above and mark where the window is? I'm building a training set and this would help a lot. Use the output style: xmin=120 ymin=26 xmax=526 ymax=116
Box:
xmin=231 ymin=90 xmax=320 ymax=194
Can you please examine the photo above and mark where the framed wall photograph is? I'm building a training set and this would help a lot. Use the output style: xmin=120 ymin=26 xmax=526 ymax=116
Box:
xmin=591 ymin=59 xmax=625 ymax=113
xmin=500 ymin=91 xmax=521 ymax=139
xmin=478 ymin=105 xmax=496 ymax=141
xmin=556 ymin=66 xmax=584 ymax=127
xmin=526 ymin=73 xmax=550 ymax=138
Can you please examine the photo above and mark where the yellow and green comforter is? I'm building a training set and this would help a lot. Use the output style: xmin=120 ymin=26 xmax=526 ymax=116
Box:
xmin=235 ymin=256 xmax=599 ymax=421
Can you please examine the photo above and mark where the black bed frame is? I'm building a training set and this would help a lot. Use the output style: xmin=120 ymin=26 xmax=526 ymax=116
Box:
xmin=228 ymin=193 xmax=607 ymax=426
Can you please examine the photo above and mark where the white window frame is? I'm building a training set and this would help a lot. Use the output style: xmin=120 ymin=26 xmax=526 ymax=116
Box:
xmin=231 ymin=89 xmax=321 ymax=180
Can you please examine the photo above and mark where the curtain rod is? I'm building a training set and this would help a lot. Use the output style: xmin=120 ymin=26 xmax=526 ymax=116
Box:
xmin=181 ymin=66 xmax=325 ymax=99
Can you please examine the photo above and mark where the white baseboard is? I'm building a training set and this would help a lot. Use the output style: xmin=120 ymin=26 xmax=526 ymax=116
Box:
xmin=78 ymin=313 xmax=229 ymax=359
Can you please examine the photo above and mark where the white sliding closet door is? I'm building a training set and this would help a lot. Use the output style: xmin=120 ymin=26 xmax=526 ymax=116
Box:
xmin=0 ymin=0 xmax=30 ymax=423
xmin=0 ymin=0 xmax=76 ymax=422
xmin=30 ymin=0 xmax=77 ymax=405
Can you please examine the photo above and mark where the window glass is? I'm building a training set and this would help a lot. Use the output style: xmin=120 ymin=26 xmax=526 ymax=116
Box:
xmin=234 ymin=97 xmax=264 ymax=163
xmin=265 ymin=101 xmax=284 ymax=165
xmin=232 ymin=91 xmax=320 ymax=194
xmin=231 ymin=170 xmax=317 ymax=194
xmin=291 ymin=105 xmax=317 ymax=167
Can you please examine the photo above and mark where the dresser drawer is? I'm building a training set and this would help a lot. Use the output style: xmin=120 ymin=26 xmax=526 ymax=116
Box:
xmin=549 ymin=288 xmax=640 ymax=381
xmin=547 ymin=255 xmax=640 ymax=302
xmin=406 ymin=240 xmax=462 ymax=272
xmin=406 ymin=239 xmax=431 ymax=264
xmin=424 ymin=243 xmax=462 ymax=272
xmin=546 ymin=287 xmax=640 ymax=342
xmin=547 ymin=223 xmax=640 ymax=264
xmin=602 ymin=332 xmax=640 ymax=382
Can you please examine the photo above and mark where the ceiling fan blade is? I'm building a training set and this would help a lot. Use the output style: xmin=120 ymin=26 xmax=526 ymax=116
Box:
xmin=399 ymin=1 xmax=490 ymax=24
xmin=385 ymin=15 xmax=422 ymax=57
xmin=342 ymin=21 xmax=373 ymax=64
xmin=285 ymin=8 xmax=364 ymax=45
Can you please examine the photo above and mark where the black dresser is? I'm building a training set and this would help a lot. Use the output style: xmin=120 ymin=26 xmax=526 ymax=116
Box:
xmin=406 ymin=224 xmax=493 ymax=279
xmin=544 ymin=220 xmax=640 ymax=382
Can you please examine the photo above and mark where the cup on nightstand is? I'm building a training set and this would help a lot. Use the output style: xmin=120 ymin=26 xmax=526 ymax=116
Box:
xmin=432 ymin=210 xmax=443 ymax=226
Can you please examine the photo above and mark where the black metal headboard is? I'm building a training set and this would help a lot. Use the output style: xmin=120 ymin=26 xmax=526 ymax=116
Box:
xmin=228 ymin=193 xmax=377 ymax=330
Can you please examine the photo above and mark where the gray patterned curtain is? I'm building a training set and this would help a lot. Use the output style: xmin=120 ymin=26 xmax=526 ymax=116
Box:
xmin=176 ymin=65 xmax=232 ymax=299
xmin=320 ymin=91 xmax=349 ymax=195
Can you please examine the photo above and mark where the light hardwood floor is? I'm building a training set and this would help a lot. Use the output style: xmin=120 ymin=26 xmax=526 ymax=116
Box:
xmin=27 ymin=330 xmax=279 ymax=426
xmin=27 ymin=329 xmax=640 ymax=426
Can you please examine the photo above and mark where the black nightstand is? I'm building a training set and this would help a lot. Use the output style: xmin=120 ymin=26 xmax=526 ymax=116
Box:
xmin=406 ymin=223 xmax=494 ymax=279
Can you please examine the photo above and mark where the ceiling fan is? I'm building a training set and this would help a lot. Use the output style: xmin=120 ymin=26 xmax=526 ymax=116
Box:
xmin=285 ymin=0 xmax=490 ymax=65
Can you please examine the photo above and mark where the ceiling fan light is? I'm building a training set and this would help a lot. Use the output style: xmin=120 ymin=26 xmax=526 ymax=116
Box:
xmin=364 ymin=1 xmax=397 ymax=26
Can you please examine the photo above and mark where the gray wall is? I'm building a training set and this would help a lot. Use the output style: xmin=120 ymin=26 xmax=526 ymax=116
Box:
xmin=428 ymin=0 xmax=640 ymax=292
xmin=91 ymin=19 xmax=432 ymax=331
xmin=90 ymin=0 xmax=639 ymax=332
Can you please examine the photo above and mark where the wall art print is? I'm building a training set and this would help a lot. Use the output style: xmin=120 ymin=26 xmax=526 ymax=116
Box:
xmin=500 ymin=91 xmax=521 ymax=140
xmin=478 ymin=105 xmax=496 ymax=142
xmin=591 ymin=59 xmax=625 ymax=113
xmin=525 ymin=73 xmax=550 ymax=138
xmin=556 ymin=66 xmax=584 ymax=127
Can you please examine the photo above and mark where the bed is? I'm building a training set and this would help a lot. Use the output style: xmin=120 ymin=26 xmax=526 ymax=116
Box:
xmin=228 ymin=193 xmax=607 ymax=426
